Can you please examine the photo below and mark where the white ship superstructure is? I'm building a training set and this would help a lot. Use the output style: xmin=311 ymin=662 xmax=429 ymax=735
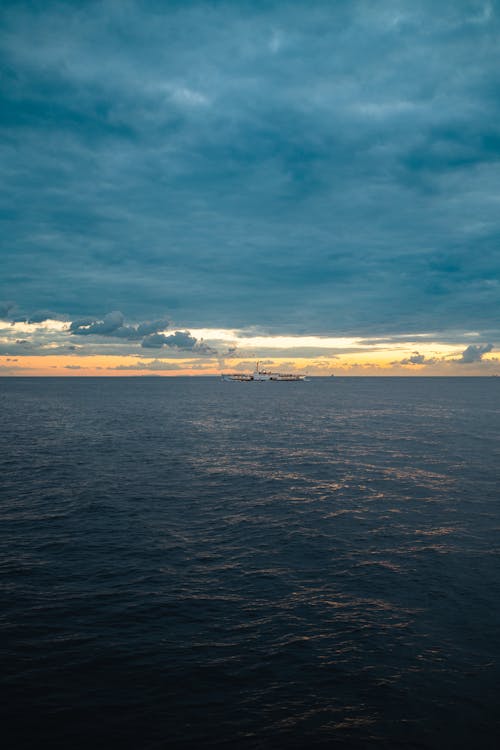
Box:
xmin=222 ymin=363 xmax=306 ymax=382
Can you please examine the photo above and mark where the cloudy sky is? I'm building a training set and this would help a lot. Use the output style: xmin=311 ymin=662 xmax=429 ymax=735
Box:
xmin=1 ymin=0 xmax=499 ymax=375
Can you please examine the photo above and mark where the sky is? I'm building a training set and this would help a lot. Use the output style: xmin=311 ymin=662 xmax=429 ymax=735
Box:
xmin=1 ymin=0 xmax=499 ymax=375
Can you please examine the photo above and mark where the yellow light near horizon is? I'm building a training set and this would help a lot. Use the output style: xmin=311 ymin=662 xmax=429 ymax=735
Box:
xmin=0 ymin=355 xmax=222 ymax=376
xmin=1 ymin=341 xmax=495 ymax=376
xmin=0 ymin=318 xmax=69 ymax=333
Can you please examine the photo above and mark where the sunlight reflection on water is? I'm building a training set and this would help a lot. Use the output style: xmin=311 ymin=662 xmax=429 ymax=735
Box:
xmin=0 ymin=377 xmax=499 ymax=749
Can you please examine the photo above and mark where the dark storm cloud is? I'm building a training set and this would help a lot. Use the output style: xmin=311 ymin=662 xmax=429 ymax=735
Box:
xmin=0 ymin=306 xmax=64 ymax=324
xmin=399 ymin=352 xmax=437 ymax=365
xmin=141 ymin=333 xmax=172 ymax=349
xmin=135 ymin=319 xmax=172 ymax=337
xmin=70 ymin=311 xmax=126 ymax=335
xmin=141 ymin=331 xmax=198 ymax=350
xmin=1 ymin=1 xmax=500 ymax=335
xmin=141 ymin=329 xmax=217 ymax=354
xmin=457 ymin=342 xmax=494 ymax=363
xmin=70 ymin=311 xmax=170 ymax=339
xmin=27 ymin=310 xmax=60 ymax=323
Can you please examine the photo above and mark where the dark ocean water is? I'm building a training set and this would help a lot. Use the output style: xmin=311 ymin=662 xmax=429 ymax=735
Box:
xmin=1 ymin=376 xmax=499 ymax=749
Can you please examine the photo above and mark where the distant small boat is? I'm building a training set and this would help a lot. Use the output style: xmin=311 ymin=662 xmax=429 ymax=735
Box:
xmin=222 ymin=362 xmax=307 ymax=382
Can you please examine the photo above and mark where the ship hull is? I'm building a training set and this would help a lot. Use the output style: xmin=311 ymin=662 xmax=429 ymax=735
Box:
xmin=222 ymin=374 xmax=306 ymax=382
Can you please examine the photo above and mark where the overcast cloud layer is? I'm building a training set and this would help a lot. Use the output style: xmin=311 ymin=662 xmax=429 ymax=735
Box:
xmin=1 ymin=0 xmax=500 ymax=338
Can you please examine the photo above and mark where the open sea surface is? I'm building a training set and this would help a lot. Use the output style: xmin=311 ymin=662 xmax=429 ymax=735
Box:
xmin=1 ymin=376 xmax=499 ymax=749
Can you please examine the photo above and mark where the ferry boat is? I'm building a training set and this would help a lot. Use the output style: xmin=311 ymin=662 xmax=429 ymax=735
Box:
xmin=222 ymin=362 xmax=307 ymax=382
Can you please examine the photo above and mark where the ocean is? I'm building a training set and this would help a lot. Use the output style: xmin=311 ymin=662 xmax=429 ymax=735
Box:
xmin=1 ymin=376 xmax=499 ymax=749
